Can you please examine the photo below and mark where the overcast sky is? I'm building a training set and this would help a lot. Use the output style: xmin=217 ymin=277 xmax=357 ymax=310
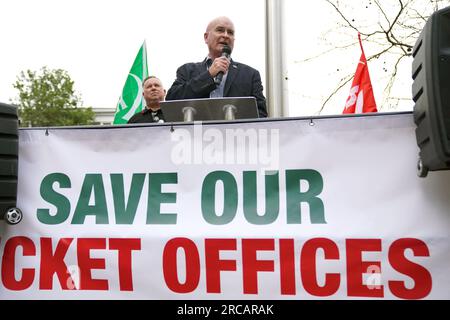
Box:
xmin=0 ymin=0 xmax=430 ymax=116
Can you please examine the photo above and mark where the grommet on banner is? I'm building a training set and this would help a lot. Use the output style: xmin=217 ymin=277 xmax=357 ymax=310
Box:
xmin=309 ymin=118 xmax=315 ymax=126
xmin=45 ymin=128 xmax=49 ymax=136
xmin=170 ymin=124 xmax=174 ymax=133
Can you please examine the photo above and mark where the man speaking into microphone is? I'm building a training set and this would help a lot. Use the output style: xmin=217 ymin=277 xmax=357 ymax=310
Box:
xmin=166 ymin=16 xmax=267 ymax=118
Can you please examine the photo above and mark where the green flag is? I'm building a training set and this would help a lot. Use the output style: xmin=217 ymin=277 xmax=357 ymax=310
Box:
xmin=113 ymin=41 xmax=148 ymax=124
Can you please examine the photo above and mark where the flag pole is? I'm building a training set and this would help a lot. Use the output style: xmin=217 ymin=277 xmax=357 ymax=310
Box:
xmin=358 ymin=33 xmax=365 ymax=56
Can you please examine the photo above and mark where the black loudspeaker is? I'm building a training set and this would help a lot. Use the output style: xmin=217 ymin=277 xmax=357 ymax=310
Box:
xmin=412 ymin=6 xmax=450 ymax=177
xmin=0 ymin=102 xmax=22 ymax=224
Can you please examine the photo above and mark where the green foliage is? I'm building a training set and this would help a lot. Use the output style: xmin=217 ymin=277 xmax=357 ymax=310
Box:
xmin=13 ymin=67 xmax=95 ymax=127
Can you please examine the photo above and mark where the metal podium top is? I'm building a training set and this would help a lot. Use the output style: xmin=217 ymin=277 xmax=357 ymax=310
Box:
xmin=159 ymin=96 xmax=259 ymax=122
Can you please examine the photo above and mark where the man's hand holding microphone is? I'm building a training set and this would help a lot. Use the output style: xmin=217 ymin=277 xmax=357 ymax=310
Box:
xmin=209 ymin=45 xmax=232 ymax=86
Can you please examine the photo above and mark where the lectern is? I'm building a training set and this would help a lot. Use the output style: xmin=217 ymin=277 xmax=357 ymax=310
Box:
xmin=160 ymin=97 xmax=259 ymax=122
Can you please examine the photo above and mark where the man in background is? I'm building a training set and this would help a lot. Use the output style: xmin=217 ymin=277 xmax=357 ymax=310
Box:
xmin=128 ymin=76 xmax=166 ymax=123
xmin=166 ymin=16 xmax=267 ymax=118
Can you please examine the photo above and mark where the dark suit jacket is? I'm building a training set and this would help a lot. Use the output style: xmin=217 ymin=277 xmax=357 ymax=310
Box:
xmin=127 ymin=108 xmax=164 ymax=124
xmin=166 ymin=59 xmax=267 ymax=118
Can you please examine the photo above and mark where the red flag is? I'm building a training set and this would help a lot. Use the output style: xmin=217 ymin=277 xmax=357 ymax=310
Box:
xmin=343 ymin=34 xmax=377 ymax=114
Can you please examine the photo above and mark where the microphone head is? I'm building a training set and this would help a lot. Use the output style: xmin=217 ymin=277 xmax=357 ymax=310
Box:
xmin=222 ymin=44 xmax=232 ymax=55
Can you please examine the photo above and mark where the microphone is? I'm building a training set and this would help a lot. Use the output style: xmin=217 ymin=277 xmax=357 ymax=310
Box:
xmin=214 ymin=45 xmax=232 ymax=86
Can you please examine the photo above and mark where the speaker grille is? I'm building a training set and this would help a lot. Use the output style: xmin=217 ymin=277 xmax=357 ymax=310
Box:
xmin=0 ymin=103 xmax=19 ymax=217
xmin=412 ymin=6 xmax=450 ymax=171
xmin=438 ymin=16 xmax=450 ymax=141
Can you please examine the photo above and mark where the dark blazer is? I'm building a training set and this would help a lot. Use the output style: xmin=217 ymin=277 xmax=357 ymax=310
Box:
xmin=166 ymin=59 xmax=267 ymax=118
xmin=127 ymin=108 xmax=164 ymax=124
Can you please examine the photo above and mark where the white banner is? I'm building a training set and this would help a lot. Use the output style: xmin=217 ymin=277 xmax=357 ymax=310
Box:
xmin=1 ymin=113 xmax=449 ymax=300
